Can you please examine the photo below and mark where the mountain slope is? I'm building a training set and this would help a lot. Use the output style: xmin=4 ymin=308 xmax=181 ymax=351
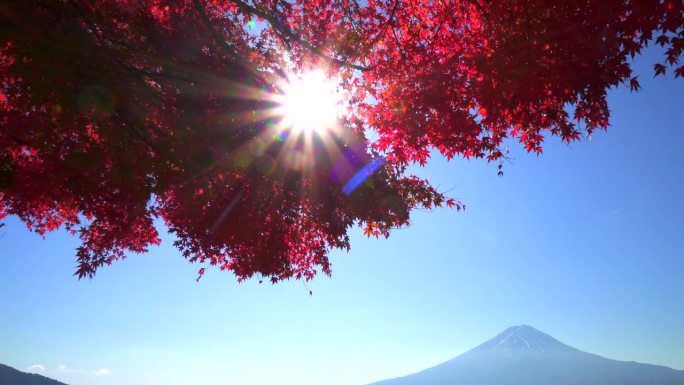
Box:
xmin=370 ymin=325 xmax=684 ymax=385
xmin=0 ymin=363 xmax=68 ymax=385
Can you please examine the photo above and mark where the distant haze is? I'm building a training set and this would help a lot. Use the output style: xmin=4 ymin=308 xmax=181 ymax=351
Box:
xmin=369 ymin=325 xmax=684 ymax=385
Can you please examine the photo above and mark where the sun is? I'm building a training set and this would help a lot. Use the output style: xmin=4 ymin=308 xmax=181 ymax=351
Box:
xmin=276 ymin=70 xmax=345 ymax=136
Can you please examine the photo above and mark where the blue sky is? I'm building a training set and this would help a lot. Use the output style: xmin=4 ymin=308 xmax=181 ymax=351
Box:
xmin=1 ymin=50 xmax=683 ymax=385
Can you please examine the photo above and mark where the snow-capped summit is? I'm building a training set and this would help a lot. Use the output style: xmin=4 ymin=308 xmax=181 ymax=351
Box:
xmin=467 ymin=324 xmax=575 ymax=356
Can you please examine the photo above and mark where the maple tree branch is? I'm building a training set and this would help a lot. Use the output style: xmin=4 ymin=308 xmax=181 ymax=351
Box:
xmin=391 ymin=28 xmax=408 ymax=69
xmin=362 ymin=0 xmax=401 ymax=56
xmin=387 ymin=0 xmax=401 ymax=27
xmin=192 ymin=0 xmax=245 ymax=64
xmin=229 ymin=0 xmax=369 ymax=71
xmin=66 ymin=0 xmax=99 ymax=33
xmin=467 ymin=0 xmax=502 ymax=24
xmin=383 ymin=0 xmax=410 ymax=71
xmin=469 ymin=0 xmax=489 ymax=20
xmin=7 ymin=134 xmax=28 ymax=147
xmin=336 ymin=0 xmax=361 ymax=33
xmin=388 ymin=11 xmax=409 ymax=72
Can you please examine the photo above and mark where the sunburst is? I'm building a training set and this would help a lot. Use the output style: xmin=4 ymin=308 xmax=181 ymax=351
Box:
xmin=274 ymin=69 xmax=345 ymax=137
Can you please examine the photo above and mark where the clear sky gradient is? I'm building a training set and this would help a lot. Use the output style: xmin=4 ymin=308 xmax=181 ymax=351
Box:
xmin=1 ymin=50 xmax=683 ymax=385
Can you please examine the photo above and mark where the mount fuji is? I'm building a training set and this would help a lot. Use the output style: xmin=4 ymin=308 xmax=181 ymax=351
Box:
xmin=368 ymin=325 xmax=684 ymax=385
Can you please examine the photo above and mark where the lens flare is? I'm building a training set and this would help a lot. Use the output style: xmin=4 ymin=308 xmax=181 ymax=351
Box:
xmin=343 ymin=157 xmax=386 ymax=195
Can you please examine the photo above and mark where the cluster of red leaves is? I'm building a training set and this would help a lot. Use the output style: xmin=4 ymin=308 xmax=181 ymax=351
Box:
xmin=0 ymin=0 xmax=681 ymax=281
xmin=356 ymin=0 xmax=683 ymax=164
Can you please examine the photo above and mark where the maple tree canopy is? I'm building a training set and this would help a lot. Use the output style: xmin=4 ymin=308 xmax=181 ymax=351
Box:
xmin=0 ymin=0 xmax=682 ymax=282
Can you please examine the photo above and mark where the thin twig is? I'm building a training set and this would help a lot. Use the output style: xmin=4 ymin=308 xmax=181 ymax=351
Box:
xmin=229 ymin=0 xmax=369 ymax=71
xmin=390 ymin=25 xmax=409 ymax=71
xmin=362 ymin=0 xmax=401 ymax=56
xmin=192 ymin=0 xmax=243 ymax=63
xmin=469 ymin=0 xmax=490 ymax=21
